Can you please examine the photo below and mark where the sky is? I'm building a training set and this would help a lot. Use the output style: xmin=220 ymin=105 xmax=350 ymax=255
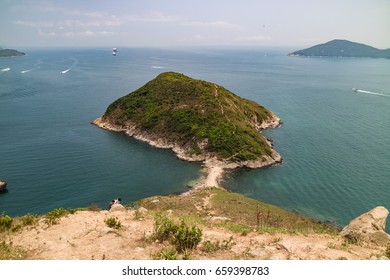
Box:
xmin=1 ymin=0 xmax=389 ymax=49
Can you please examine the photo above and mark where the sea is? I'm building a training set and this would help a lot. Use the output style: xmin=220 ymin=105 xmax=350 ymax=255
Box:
xmin=1 ymin=47 xmax=389 ymax=230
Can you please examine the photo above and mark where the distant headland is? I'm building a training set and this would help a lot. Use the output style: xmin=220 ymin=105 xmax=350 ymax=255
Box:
xmin=0 ymin=48 xmax=25 ymax=57
xmin=288 ymin=39 xmax=390 ymax=59
xmin=93 ymin=72 xmax=282 ymax=188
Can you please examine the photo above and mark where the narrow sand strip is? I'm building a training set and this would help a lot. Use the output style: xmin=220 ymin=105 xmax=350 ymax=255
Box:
xmin=182 ymin=165 xmax=224 ymax=196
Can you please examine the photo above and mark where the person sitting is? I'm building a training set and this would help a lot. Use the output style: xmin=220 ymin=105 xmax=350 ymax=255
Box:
xmin=108 ymin=197 xmax=122 ymax=210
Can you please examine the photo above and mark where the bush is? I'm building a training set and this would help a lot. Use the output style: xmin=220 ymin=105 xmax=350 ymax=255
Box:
xmin=152 ymin=248 xmax=178 ymax=260
xmin=104 ymin=217 xmax=122 ymax=229
xmin=152 ymin=214 xmax=178 ymax=242
xmin=0 ymin=213 xmax=13 ymax=231
xmin=20 ymin=214 xmax=38 ymax=226
xmin=172 ymin=221 xmax=202 ymax=253
xmin=150 ymin=215 xmax=203 ymax=253
xmin=386 ymin=243 xmax=390 ymax=259
xmin=45 ymin=208 xmax=71 ymax=225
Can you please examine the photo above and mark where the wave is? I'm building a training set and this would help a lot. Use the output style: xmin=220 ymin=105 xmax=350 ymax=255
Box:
xmin=151 ymin=65 xmax=166 ymax=69
xmin=356 ymin=89 xmax=390 ymax=97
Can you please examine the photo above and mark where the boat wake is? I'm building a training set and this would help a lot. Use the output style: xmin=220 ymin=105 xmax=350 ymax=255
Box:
xmin=151 ymin=66 xmax=166 ymax=69
xmin=355 ymin=89 xmax=390 ymax=97
xmin=60 ymin=58 xmax=78 ymax=74
xmin=1 ymin=67 xmax=11 ymax=72
xmin=21 ymin=60 xmax=43 ymax=74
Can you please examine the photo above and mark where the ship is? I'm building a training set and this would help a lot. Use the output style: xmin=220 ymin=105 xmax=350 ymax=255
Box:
xmin=112 ymin=48 xmax=117 ymax=56
xmin=352 ymin=87 xmax=358 ymax=92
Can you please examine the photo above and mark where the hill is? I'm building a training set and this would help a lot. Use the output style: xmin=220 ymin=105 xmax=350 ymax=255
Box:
xmin=288 ymin=39 xmax=390 ymax=58
xmin=93 ymin=72 xmax=281 ymax=169
xmin=1 ymin=187 xmax=389 ymax=260
xmin=0 ymin=48 xmax=25 ymax=57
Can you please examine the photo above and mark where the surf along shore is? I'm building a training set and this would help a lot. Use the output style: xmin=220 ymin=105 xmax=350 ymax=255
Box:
xmin=92 ymin=113 xmax=282 ymax=193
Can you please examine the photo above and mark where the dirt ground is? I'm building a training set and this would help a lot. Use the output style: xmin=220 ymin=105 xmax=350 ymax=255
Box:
xmin=5 ymin=205 xmax=388 ymax=260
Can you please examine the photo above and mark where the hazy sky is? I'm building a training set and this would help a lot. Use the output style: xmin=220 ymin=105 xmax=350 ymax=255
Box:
xmin=1 ymin=0 xmax=389 ymax=49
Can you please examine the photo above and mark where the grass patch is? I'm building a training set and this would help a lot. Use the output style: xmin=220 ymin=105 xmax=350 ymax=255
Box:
xmin=45 ymin=208 xmax=75 ymax=225
xmin=0 ymin=241 xmax=27 ymax=260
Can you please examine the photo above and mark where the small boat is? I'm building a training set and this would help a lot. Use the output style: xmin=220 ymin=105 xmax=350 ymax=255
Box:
xmin=352 ymin=87 xmax=358 ymax=92
xmin=0 ymin=179 xmax=7 ymax=191
xmin=112 ymin=48 xmax=117 ymax=56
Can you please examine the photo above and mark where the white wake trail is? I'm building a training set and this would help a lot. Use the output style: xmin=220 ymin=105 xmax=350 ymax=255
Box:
xmin=60 ymin=58 xmax=78 ymax=74
xmin=356 ymin=89 xmax=390 ymax=97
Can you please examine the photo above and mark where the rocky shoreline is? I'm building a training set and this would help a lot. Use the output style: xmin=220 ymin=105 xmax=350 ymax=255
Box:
xmin=92 ymin=113 xmax=282 ymax=190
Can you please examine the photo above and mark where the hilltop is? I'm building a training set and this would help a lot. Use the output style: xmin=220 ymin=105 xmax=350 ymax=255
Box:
xmin=2 ymin=187 xmax=389 ymax=260
xmin=288 ymin=39 xmax=390 ymax=58
xmin=93 ymin=72 xmax=281 ymax=174
xmin=0 ymin=48 xmax=25 ymax=57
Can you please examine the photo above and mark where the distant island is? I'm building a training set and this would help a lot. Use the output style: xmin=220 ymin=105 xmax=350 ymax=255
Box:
xmin=0 ymin=48 xmax=25 ymax=57
xmin=93 ymin=72 xmax=282 ymax=185
xmin=288 ymin=39 xmax=390 ymax=59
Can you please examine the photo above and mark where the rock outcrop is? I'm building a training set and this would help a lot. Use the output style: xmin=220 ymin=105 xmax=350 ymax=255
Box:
xmin=0 ymin=180 xmax=7 ymax=191
xmin=340 ymin=206 xmax=390 ymax=245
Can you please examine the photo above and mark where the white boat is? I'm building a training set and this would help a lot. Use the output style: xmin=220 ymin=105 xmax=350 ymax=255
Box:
xmin=352 ymin=87 xmax=358 ymax=92
xmin=112 ymin=48 xmax=117 ymax=56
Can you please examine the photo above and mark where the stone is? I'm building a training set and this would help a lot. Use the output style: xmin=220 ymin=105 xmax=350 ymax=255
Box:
xmin=340 ymin=206 xmax=390 ymax=245
xmin=109 ymin=204 xmax=126 ymax=212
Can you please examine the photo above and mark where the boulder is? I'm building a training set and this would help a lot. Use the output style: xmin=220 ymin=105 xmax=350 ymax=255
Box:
xmin=109 ymin=204 xmax=126 ymax=212
xmin=340 ymin=206 xmax=390 ymax=245
xmin=0 ymin=180 xmax=7 ymax=190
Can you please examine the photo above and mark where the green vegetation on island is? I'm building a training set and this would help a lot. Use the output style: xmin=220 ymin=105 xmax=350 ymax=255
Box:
xmin=289 ymin=39 xmax=390 ymax=59
xmin=0 ymin=48 xmax=25 ymax=57
xmin=99 ymin=72 xmax=280 ymax=164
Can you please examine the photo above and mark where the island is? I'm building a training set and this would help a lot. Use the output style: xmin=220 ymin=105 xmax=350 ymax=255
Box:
xmin=0 ymin=48 xmax=25 ymax=57
xmin=93 ymin=72 xmax=282 ymax=186
xmin=288 ymin=39 xmax=390 ymax=59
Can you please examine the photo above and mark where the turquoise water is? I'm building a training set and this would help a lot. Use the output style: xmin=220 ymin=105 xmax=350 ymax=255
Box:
xmin=1 ymin=48 xmax=389 ymax=230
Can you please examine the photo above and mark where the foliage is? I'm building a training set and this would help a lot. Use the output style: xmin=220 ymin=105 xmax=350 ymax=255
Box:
xmin=0 ymin=241 xmax=27 ymax=260
xmin=20 ymin=214 xmax=39 ymax=226
xmin=102 ymin=72 xmax=275 ymax=162
xmin=152 ymin=248 xmax=179 ymax=260
xmin=104 ymin=217 xmax=122 ymax=229
xmin=151 ymin=214 xmax=178 ymax=242
xmin=45 ymin=208 xmax=73 ymax=225
xmin=150 ymin=214 xmax=202 ymax=253
xmin=172 ymin=221 xmax=202 ymax=253
xmin=0 ymin=213 xmax=13 ymax=231
xmin=385 ymin=243 xmax=390 ymax=259
xmin=202 ymin=236 xmax=235 ymax=253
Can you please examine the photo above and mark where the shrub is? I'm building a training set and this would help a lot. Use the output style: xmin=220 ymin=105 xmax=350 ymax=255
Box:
xmin=172 ymin=221 xmax=202 ymax=253
xmin=151 ymin=214 xmax=178 ymax=242
xmin=385 ymin=243 xmax=390 ymax=259
xmin=20 ymin=214 xmax=38 ymax=226
xmin=0 ymin=213 xmax=13 ymax=231
xmin=104 ymin=217 xmax=122 ymax=229
xmin=45 ymin=208 xmax=71 ymax=225
xmin=150 ymin=215 xmax=203 ymax=253
xmin=0 ymin=241 xmax=27 ymax=260
xmin=152 ymin=248 xmax=178 ymax=260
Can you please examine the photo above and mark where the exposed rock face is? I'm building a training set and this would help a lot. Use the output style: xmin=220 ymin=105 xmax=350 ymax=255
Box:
xmin=340 ymin=206 xmax=390 ymax=245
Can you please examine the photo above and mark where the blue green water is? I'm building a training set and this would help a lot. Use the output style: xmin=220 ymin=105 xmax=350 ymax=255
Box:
xmin=1 ymin=48 xmax=389 ymax=229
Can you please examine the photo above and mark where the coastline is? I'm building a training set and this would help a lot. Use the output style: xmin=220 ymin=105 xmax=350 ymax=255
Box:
xmin=92 ymin=113 xmax=282 ymax=193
